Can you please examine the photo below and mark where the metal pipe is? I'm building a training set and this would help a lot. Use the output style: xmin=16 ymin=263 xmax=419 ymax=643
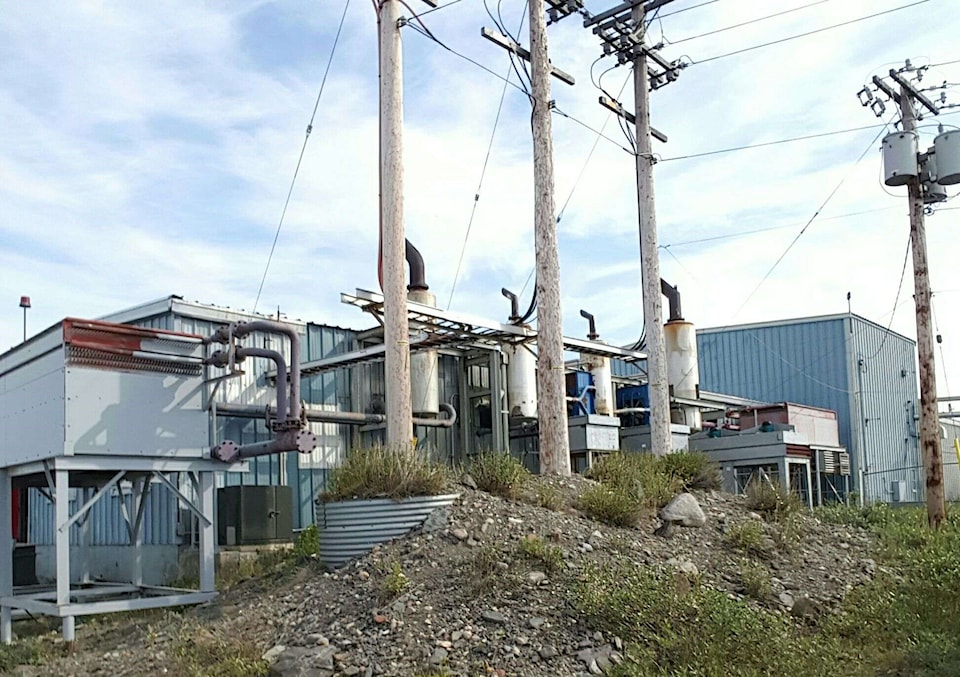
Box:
xmin=236 ymin=347 xmax=288 ymax=424
xmin=660 ymin=279 xmax=683 ymax=322
xmin=615 ymin=407 xmax=651 ymax=414
xmin=579 ymin=309 xmax=599 ymax=340
xmin=406 ymin=240 xmax=429 ymax=291
xmin=214 ymin=401 xmax=457 ymax=428
xmin=212 ymin=428 xmax=317 ymax=463
xmin=502 ymin=288 xmax=520 ymax=323
xmin=232 ymin=320 xmax=302 ymax=422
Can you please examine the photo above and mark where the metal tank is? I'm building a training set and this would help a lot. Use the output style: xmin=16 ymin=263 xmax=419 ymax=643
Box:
xmin=408 ymin=289 xmax=440 ymax=416
xmin=504 ymin=342 xmax=538 ymax=418
xmin=882 ymin=130 xmax=918 ymax=186
xmin=664 ymin=320 xmax=702 ymax=431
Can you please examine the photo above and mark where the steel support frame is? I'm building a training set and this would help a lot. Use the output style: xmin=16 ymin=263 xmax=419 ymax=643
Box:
xmin=0 ymin=456 xmax=232 ymax=644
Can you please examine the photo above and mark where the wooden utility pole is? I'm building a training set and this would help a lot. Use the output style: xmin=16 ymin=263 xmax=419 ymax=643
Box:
xmin=529 ymin=0 xmax=570 ymax=476
xmin=631 ymin=3 xmax=671 ymax=456
xmin=899 ymin=85 xmax=946 ymax=527
xmin=379 ymin=0 xmax=413 ymax=448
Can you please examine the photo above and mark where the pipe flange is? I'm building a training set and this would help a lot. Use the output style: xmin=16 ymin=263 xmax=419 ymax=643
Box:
xmin=212 ymin=440 xmax=240 ymax=463
xmin=296 ymin=430 xmax=318 ymax=454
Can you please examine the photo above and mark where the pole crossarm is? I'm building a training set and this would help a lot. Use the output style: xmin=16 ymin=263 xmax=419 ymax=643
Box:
xmin=599 ymin=95 xmax=669 ymax=142
xmin=888 ymin=69 xmax=940 ymax=116
xmin=480 ymin=28 xmax=576 ymax=85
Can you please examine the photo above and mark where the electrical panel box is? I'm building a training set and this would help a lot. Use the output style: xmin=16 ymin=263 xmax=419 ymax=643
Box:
xmin=0 ymin=319 xmax=208 ymax=467
xmin=218 ymin=485 xmax=293 ymax=545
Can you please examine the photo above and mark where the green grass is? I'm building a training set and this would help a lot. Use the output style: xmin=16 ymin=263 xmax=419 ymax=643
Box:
xmin=173 ymin=622 xmax=268 ymax=676
xmin=467 ymin=452 xmax=530 ymax=499
xmin=573 ymin=504 xmax=960 ymax=676
xmin=723 ymin=520 xmax=770 ymax=558
xmin=292 ymin=524 xmax=319 ymax=558
xmin=518 ymin=535 xmax=565 ymax=572
xmin=744 ymin=477 xmax=803 ymax=521
xmin=534 ymin=483 xmax=564 ymax=511
xmin=379 ymin=561 xmax=409 ymax=602
xmin=321 ymin=445 xmax=450 ymax=502
xmin=739 ymin=559 xmax=772 ymax=600
xmin=0 ymin=637 xmax=47 ymax=672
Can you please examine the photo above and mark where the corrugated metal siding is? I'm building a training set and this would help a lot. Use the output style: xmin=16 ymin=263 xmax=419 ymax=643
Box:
xmin=849 ymin=316 xmax=922 ymax=503
xmin=27 ymin=482 xmax=178 ymax=546
xmin=697 ymin=315 xmax=920 ymax=503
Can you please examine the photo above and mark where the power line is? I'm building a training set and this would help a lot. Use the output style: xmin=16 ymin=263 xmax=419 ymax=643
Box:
xmin=929 ymin=58 xmax=960 ymax=68
xmin=448 ymin=2 xmax=527 ymax=309
xmin=931 ymin=296 xmax=951 ymax=395
xmin=404 ymin=22 xmax=529 ymax=95
xmin=667 ymin=0 xmax=833 ymax=45
xmin=552 ymin=107 xmax=634 ymax=154
xmin=253 ymin=0 xmax=351 ymax=313
xmin=408 ymin=0 xmax=465 ymax=19
xmin=658 ymin=0 xmax=722 ymax=20
xmin=660 ymin=207 xmax=899 ymax=249
xmin=691 ymin=0 xmax=932 ymax=66
xmin=865 ymin=232 xmax=912 ymax=360
xmin=732 ymin=121 xmax=892 ymax=318
xmin=658 ymin=122 xmax=891 ymax=162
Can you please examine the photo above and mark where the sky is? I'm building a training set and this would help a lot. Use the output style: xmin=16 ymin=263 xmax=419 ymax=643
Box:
xmin=2 ymin=0 xmax=959 ymax=400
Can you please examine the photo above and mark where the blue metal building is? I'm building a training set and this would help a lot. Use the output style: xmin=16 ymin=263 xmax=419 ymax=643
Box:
xmin=697 ymin=313 xmax=921 ymax=504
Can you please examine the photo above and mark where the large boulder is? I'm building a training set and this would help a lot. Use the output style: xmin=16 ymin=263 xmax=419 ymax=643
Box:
xmin=655 ymin=493 xmax=706 ymax=537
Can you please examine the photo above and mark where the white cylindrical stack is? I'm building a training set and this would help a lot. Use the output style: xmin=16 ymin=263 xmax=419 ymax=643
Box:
xmin=408 ymin=289 xmax=440 ymax=416
xmin=664 ymin=320 xmax=701 ymax=431
xmin=505 ymin=342 xmax=538 ymax=418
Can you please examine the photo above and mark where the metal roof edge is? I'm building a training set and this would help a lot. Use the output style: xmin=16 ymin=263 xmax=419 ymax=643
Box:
xmin=696 ymin=311 xmax=914 ymax=344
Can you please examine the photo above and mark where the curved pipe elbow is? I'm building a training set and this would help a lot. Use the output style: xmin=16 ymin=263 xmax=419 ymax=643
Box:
xmin=405 ymin=240 xmax=429 ymax=291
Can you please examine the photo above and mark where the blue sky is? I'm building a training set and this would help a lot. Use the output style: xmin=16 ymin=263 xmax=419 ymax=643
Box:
xmin=2 ymin=0 xmax=959 ymax=398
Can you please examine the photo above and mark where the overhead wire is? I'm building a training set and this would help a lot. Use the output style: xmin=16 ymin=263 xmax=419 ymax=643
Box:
xmin=407 ymin=0 xmax=465 ymax=19
xmin=448 ymin=2 xmax=528 ymax=310
xmin=864 ymin=232 xmax=913 ymax=360
xmin=731 ymin=120 xmax=894 ymax=318
xmin=660 ymin=207 xmax=899 ymax=249
xmin=932 ymin=297 xmax=952 ymax=395
xmin=658 ymin=0 xmax=722 ymax=20
xmin=690 ymin=0 xmax=933 ymax=66
xmin=666 ymin=0 xmax=834 ymax=45
xmin=252 ymin=0 xmax=352 ymax=313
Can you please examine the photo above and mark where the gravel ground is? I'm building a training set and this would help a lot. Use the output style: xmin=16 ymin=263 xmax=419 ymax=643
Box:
xmin=8 ymin=476 xmax=878 ymax=677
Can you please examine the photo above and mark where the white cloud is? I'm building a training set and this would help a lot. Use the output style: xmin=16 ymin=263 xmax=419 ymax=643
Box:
xmin=1 ymin=0 xmax=959 ymax=397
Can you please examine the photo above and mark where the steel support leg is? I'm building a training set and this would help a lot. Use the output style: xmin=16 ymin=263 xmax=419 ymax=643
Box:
xmin=0 ymin=469 xmax=12 ymax=645
xmin=79 ymin=487 xmax=92 ymax=585
xmin=131 ymin=478 xmax=145 ymax=588
xmin=198 ymin=472 xmax=215 ymax=593
xmin=55 ymin=469 xmax=74 ymax=643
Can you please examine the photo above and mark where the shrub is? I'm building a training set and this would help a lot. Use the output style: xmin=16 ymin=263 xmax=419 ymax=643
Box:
xmin=744 ymin=476 xmax=803 ymax=520
xmin=0 ymin=639 xmax=46 ymax=673
xmin=322 ymin=445 xmax=449 ymax=502
xmin=380 ymin=561 xmax=408 ymax=602
xmin=740 ymin=559 xmax=772 ymax=600
xmin=468 ymin=452 xmax=530 ymax=499
xmin=659 ymin=451 xmax=721 ymax=491
xmin=519 ymin=535 xmax=565 ymax=572
xmin=292 ymin=524 xmax=319 ymax=558
xmin=724 ymin=520 xmax=769 ymax=558
xmin=578 ymin=484 xmax=644 ymax=528
xmin=534 ymin=484 xmax=564 ymax=511
xmin=585 ymin=452 xmax=679 ymax=512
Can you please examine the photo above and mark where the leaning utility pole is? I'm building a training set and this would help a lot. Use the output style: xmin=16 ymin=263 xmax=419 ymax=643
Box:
xmin=858 ymin=61 xmax=957 ymax=527
xmin=379 ymin=0 xmax=413 ymax=448
xmin=630 ymin=2 xmax=671 ymax=457
xmin=529 ymin=0 xmax=571 ymax=476
xmin=898 ymin=82 xmax=945 ymax=528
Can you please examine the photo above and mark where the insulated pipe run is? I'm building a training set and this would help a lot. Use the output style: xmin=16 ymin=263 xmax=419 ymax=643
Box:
xmin=214 ymin=402 xmax=458 ymax=429
xmin=231 ymin=320 xmax=302 ymax=422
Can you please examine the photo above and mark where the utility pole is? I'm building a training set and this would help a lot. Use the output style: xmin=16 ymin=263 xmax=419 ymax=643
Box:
xmin=630 ymin=2 xmax=671 ymax=457
xmin=379 ymin=0 xmax=413 ymax=448
xmin=858 ymin=60 xmax=956 ymax=527
xmin=579 ymin=0 xmax=681 ymax=456
xmin=528 ymin=0 xmax=571 ymax=476
xmin=898 ymin=84 xmax=945 ymax=528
